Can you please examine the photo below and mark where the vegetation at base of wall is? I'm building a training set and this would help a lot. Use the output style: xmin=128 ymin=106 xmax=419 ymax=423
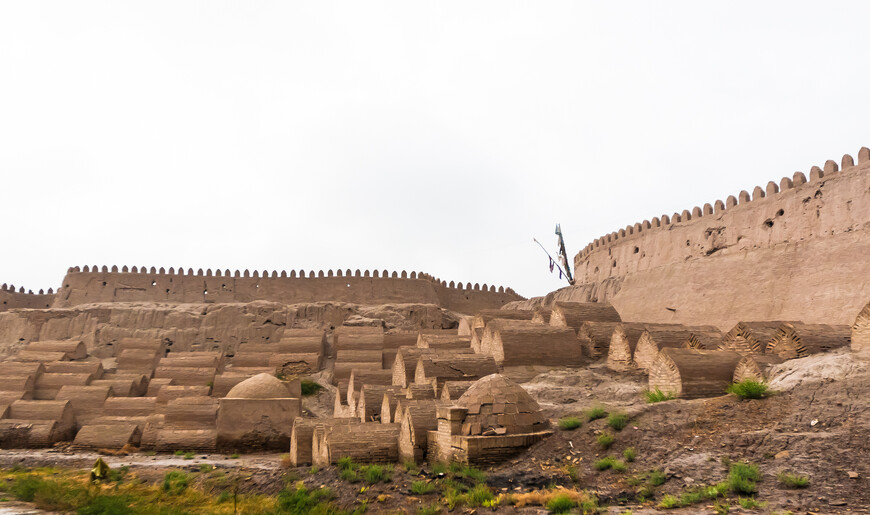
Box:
xmin=656 ymin=481 xmax=729 ymax=509
xmin=585 ymin=405 xmax=607 ymax=421
xmin=230 ymin=453 xmax=240 ymax=459
xmin=557 ymin=416 xmax=583 ymax=430
xmin=607 ymin=412 xmax=629 ymax=431
xmin=335 ymin=457 xmax=393 ymax=485
xmin=777 ymin=471 xmax=809 ymax=488
xmin=596 ymin=431 xmax=615 ymax=449
xmin=183 ymin=452 xmax=195 ymax=460
xmin=411 ymin=480 xmax=436 ymax=495
xmin=301 ymin=379 xmax=324 ymax=396
xmin=726 ymin=380 xmax=771 ymax=400
xmin=643 ymin=388 xmax=676 ymax=403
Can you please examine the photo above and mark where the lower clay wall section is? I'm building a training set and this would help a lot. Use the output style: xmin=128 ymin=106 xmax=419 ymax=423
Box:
xmin=558 ymin=147 xmax=870 ymax=329
xmin=0 ymin=286 xmax=55 ymax=313
xmin=53 ymin=269 xmax=522 ymax=315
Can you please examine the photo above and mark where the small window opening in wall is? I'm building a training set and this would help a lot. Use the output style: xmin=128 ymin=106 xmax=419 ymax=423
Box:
xmin=255 ymin=284 xmax=259 ymax=288
xmin=203 ymin=290 xmax=208 ymax=295
xmin=102 ymin=281 xmax=107 ymax=286
xmin=165 ymin=289 xmax=170 ymax=294
xmin=633 ymin=247 xmax=639 ymax=254
xmin=151 ymin=281 xmax=156 ymax=286
xmin=347 ymin=283 xmax=351 ymax=288
xmin=776 ymin=209 xmax=784 ymax=216
xmin=612 ymin=260 xmax=617 ymax=268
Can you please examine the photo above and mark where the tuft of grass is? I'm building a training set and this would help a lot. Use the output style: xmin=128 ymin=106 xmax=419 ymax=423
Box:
xmin=643 ymin=387 xmax=676 ymax=403
xmin=658 ymin=494 xmax=680 ymax=509
xmin=183 ymin=452 xmax=195 ymax=460
xmin=339 ymin=468 xmax=359 ymax=483
xmin=546 ymin=493 xmax=577 ymax=513
xmin=337 ymin=456 xmax=355 ymax=471
xmin=162 ymin=470 xmax=189 ymax=495
xmin=360 ymin=464 xmax=391 ymax=484
xmin=714 ymin=501 xmax=731 ymax=514
xmin=727 ymin=380 xmax=771 ymax=399
xmin=198 ymin=464 xmax=214 ymax=473
xmin=563 ymin=464 xmax=578 ymax=483
xmin=611 ymin=460 xmax=628 ymax=473
xmin=301 ymin=379 xmax=323 ymax=396
xmin=276 ymin=482 xmax=338 ymax=514
xmin=558 ymin=416 xmax=583 ymax=430
xmin=309 ymin=466 xmax=319 ymax=475
xmin=728 ymin=462 xmax=761 ymax=495
xmin=431 ymin=462 xmax=447 ymax=475
xmin=648 ymin=469 xmax=666 ymax=486
xmin=230 ymin=452 xmax=240 ymax=459
xmin=174 ymin=450 xmax=184 ymax=456
xmin=411 ymin=480 xmax=436 ymax=495
xmin=596 ymin=431 xmax=615 ymax=449
xmin=739 ymin=496 xmax=767 ymax=509
xmin=594 ymin=457 xmax=616 ymax=471
xmin=607 ymin=412 xmax=629 ymax=431
xmin=417 ymin=503 xmax=442 ymax=515
xmin=777 ymin=471 xmax=809 ymax=489
xmin=623 ymin=447 xmax=636 ymax=462
xmin=585 ymin=405 xmax=607 ymax=421
xmin=401 ymin=460 xmax=420 ymax=475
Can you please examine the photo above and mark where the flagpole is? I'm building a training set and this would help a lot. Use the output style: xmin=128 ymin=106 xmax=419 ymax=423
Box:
xmin=533 ymin=238 xmax=572 ymax=285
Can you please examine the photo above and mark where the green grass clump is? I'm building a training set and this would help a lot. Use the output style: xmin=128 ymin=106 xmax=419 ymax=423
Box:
xmin=411 ymin=480 xmax=436 ymax=494
xmin=339 ymin=468 xmax=359 ymax=483
xmin=726 ymin=380 xmax=771 ymax=399
xmin=585 ymin=405 xmax=607 ymax=421
xmin=337 ymin=456 xmax=355 ymax=471
xmin=301 ymin=379 xmax=323 ymax=396
xmin=162 ymin=470 xmax=189 ymax=495
xmin=546 ymin=493 xmax=577 ymax=513
xmin=777 ymin=471 xmax=809 ymax=488
xmin=648 ymin=469 xmax=666 ymax=486
xmin=714 ymin=501 xmax=730 ymax=514
xmin=739 ymin=496 xmax=767 ymax=509
xmin=443 ymin=483 xmax=495 ymax=510
xmin=276 ymin=483 xmax=337 ymax=514
xmin=658 ymin=494 xmax=680 ymax=509
xmin=607 ymin=412 xmax=629 ymax=431
xmin=198 ymin=464 xmax=213 ymax=473
xmin=594 ymin=457 xmax=617 ymax=471
xmin=596 ymin=431 xmax=615 ymax=449
xmin=643 ymin=387 xmax=676 ymax=403
xmin=558 ymin=416 xmax=583 ymax=430
xmin=173 ymin=450 xmax=184 ymax=456
xmin=359 ymin=464 xmax=391 ymax=484
xmin=431 ymin=462 xmax=447 ymax=475
xmin=417 ymin=503 xmax=442 ymax=515
xmin=728 ymin=462 xmax=761 ymax=495
xmin=401 ymin=460 xmax=421 ymax=475
xmin=622 ymin=447 xmax=636 ymax=462
xmin=563 ymin=464 xmax=579 ymax=483
xmin=453 ymin=464 xmax=486 ymax=483
xmin=230 ymin=452 xmax=240 ymax=459
xmin=183 ymin=452 xmax=195 ymax=460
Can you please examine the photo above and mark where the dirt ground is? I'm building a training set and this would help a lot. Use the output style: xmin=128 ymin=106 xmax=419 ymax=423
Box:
xmin=1 ymin=349 xmax=868 ymax=514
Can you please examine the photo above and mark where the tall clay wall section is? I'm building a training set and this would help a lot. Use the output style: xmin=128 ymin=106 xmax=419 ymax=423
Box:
xmin=0 ymin=284 xmax=55 ymax=313
xmin=569 ymin=147 xmax=870 ymax=328
xmin=53 ymin=268 xmax=521 ymax=315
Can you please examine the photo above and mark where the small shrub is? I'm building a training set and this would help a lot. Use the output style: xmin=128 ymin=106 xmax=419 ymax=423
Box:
xmin=467 ymin=483 xmax=495 ymax=506
xmin=607 ymin=412 xmax=629 ymax=431
xmin=456 ymin=465 xmax=486 ymax=484
xmin=360 ymin=464 xmax=390 ymax=484
xmin=558 ymin=417 xmax=582 ymax=430
xmin=623 ymin=447 xmax=636 ymax=462
xmin=173 ymin=450 xmax=184 ymax=456
xmin=594 ymin=457 xmax=616 ymax=471
xmin=727 ymin=380 xmax=770 ymax=400
xmin=78 ymin=495 xmax=133 ymax=515
xmin=585 ymin=405 xmax=607 ymax=421
xmin=276 ymin=483 xmax=335 ymax=513
xmin=643 ymin=387 xmax=676 ymax=403
xmin=417 ymin=503 xmax=441 ymax=515
xmin=162 ymin=471 xmax=189 ymax=495
xmin=431 ymin=462 xmax=447 ymax=475
xmin=714 ymin=501 xmax=731 ymax=514
xmin=401 ymin=460 xmax=420 ymax=475
xmin=217 ymin=491 xmax=232 ymax=503
xmin=648 ymin=469 xmax=666 ymax=486
xmin=546 ymin=493 xmax=577 ymax=513
xmin=728 ymin=462 xmax=761 ymax=495
xmin=411 ymin=480 xmax=436 ymax=495
xmin=337 ymin=456 xmax=355 ymax=471
xmin=230 ymin=453 xmax=240 ymax=459
xmin=309 ymin=466 xmax=319 ymax=475
xmin=679 ymin=489 xmax=702 ymax=506
xmin=199 ymin=464 xmax=214 ymax=473
xmin=777 ymin=471 xmax=809 ymax=489
xmin=183 ymin=452 xmax=195 ymax=460
xmin=636 ymin=484 xmax=655 ymax=501
xmin=658 ymin=494 xmax=680 ymax=509
xmin=339 ymin=468 xmax=359 ymax=483
xmin=301 ymin=379 xmax=323 ymax=396
xmin=739 ymin=496 xmax=767 ymax=509
xmin=563 ymin=464 xmax=578 ymax=482
xmin=597 ymin=431 xmax=615 ymax=449
xmin=611 ymin=460 xmax=628 ymax=472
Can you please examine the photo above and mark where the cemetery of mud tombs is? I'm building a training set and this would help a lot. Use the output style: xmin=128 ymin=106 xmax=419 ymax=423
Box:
xmin=0 ymin=147 xmax=869 ymax=513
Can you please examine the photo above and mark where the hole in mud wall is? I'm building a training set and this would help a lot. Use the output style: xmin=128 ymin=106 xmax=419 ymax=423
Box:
xmin=102 ymin=282 xmax=107 ymax=286
xmin=776 ymin=209 xmax=784 ymax=216
xmin=764 ymin=219 xmax=774 ymax=228
xmin=151 ymin=281 xmax=156 ymax=286
xmin=594 ymin=267 xmax=599 ymax=273
xmin=685 ymin=240 xmax=690 ymax=247
xmin=612 ymin=260 xmax=617 ymax=268
xmin=347 ymin=283 xmax=351 ymax=288
xmin=633 ymin=247 xmax=639 ymax=254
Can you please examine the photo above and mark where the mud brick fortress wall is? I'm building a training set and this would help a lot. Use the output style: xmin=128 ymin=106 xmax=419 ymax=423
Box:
xmin=0 ymin=284 xmax=55 ymax=312
xmin=570 ymin=147 xmax=870 ymax=329
xmin=51 ymin=268 xmax=522 ymax=315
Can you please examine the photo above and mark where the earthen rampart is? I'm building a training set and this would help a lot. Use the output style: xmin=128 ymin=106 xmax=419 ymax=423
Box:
xmin=564 ymin=146 xmax=870 ymax=328
xmin=53 ymin=267 xmax=522 ymax=315
xmin=0 ymin=284 xmax=55 ymax=312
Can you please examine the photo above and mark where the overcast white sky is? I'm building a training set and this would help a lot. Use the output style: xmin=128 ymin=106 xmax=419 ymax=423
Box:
xmin=1 ymin=2 xmax=868 ymax=298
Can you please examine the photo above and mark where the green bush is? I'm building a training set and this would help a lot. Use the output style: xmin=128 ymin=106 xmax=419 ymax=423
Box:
xmin=417 ymin=504 xmax=442 ymax=515
xmin=276 ymin=483 xmax=336 ymax=514
xmin=594 ymin=457 xmax=616 ymax=471
xmin=301 ymin=379 xmax=323 ymax=396
xmin=726 ymin=380 xmax=770 ymax=400
xmin=558 ymin=416 xmax=582 ymax=430
xmin=611 ymin=460 xmax=628 ymax=472
xmin=643 ymin=388 xmax=676 ymax=403
xmin=596 ymin=431 xmax=615 ymax=449
xmin=339 ymin=468 xmax=359 ymax=483
xmin=10 ymin=475 xmax=41 ymax=502
xmin=546 ymin=493 xmax=577 ymax=513
xmin=161 ymin=471 xmax=189 ymax=495
xmin=585 ymin=406 xmax=607 ymax=421
xmin=777 ymin=471 xmax=809 ymax=488
xmin=411 ymin=480 xmax=436 ymax=494
xmin=607 ymin=412 xmax=629 ymax=431
xmin=648 ymin=469 xmax=666 ymax=486
xmin=230 ymin=453 xmax=240 ymax=459
xmin=623 ymin=447 xmax=636 ymax=462
xmin=658 ymin=494 xmax=680 ymax=509
xmin=183 ymin=452 xmax=195 ymax=460
xmin=360 ymin=464 xmax=390 ymax=484
xmin=727 ymin=462 xmax=760 ymax=495
xmin=337 ymin=456 xmax=355 ymax=471
xmin=431 ymin=462 xmax=447 ymax=475
xmin=78 ymin=495 xmax=134 ymax=515
xmin=738 ymin=496 xmax=766 ymax=509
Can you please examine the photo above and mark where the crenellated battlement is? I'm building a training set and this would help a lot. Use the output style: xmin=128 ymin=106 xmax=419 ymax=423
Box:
xmin=576 ymin=146 xmax=870 ymax=263
xmin=0 ymin=284 xmax=55 ymax=295
xmin=0 ymin=283 xmax=56 ymax=312
xmin=565 ymin=144 xmax=870 ymax=328
xmin=54 ymin=266 xmax=522 ymax=314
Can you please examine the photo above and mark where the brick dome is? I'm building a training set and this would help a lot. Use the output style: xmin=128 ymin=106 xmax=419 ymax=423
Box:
xmin=225 ymin=373 xmax=290 ymax=399
xmin=456 ymin=374 xmax=549 ymax=436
